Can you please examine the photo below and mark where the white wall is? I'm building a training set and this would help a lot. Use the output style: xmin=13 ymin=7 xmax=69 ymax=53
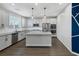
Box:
xmin=21 ymin=17 xmax=27 ymax=28
xmin=0 ymin=8 xmax=9 ymax=28
xmin=57 ymin=4 xmax=72 ymax=51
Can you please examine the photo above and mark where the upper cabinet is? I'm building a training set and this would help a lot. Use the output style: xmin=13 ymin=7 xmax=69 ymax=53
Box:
xmin=46 ymin=18 xmax=57 ymax=24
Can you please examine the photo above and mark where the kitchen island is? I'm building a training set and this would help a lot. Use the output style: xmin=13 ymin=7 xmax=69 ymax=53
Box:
xmin=26 ymin=31 xmax=52 ymax=47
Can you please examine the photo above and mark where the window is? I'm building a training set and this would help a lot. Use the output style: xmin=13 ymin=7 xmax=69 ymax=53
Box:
xmin=9 ymin=14 xmax=22 ymax=28
xmin=9 ymin=15 xmax=15 ymax=28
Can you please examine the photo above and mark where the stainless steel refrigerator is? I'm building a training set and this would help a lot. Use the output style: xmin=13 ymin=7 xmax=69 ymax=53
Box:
xmin=42 ymin=23 xmax=50 ymax=32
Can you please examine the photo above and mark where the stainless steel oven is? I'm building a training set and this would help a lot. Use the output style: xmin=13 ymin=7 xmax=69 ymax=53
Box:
xmin=12 ymin=32 xmax=18 ymax=44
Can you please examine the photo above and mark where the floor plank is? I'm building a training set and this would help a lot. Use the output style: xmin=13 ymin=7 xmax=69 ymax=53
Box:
xmin=0 ymin=37 xmax=76 ymax=56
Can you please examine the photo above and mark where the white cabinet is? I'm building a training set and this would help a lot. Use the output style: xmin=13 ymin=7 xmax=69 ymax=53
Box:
xmin=0 ymin=36 xmax=6 ymax=50
xmin=18 ymin=32 xmax=23 ymax=41
xmin=5 ymin=35 xmax=12 ymax=47
xmin=18 ymin=31 xmax=26 ymax=41
xmin=46 ymin=18 xmax=56 ymax=24
xmin=26 ymin=32 xmax=52 ymax=46
xmin=0 ymin=35 xmax=12 ymax=51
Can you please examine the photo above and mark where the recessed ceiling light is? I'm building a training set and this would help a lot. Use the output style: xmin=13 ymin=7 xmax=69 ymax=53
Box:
xmin=35 ymin=3 xmax=38 ymax=6
xmin=59 ymin=3 xmax=63 ymax=5
xmin=11 ymin=3 xmax=15 ymax=6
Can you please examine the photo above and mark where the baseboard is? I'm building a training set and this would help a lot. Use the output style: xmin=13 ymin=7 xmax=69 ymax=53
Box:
xmin=70 ymin=51 xmax=79 ymax=56
xmin=26 ymin=44 xmax=52 ymax=47
xmin=64 ymin=46 xmax=79 ymax=56
xmin=57 ymin=37 xmax=79 ymax=56
xmin=26 ymin=46 xmax=51 ymax=48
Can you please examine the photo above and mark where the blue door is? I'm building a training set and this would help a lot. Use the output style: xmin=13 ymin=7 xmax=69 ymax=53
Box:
xmin=72 ymin=3 xmax=79 ymax=53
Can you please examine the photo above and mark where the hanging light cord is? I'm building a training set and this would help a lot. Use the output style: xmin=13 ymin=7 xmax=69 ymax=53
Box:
xmin=44 ymin=7 xmax=46 ymax=16
xmin=32 ymin=8 xmax=34 ymax=19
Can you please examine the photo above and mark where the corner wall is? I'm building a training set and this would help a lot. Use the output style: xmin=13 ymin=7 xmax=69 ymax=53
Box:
xmin=57 ymin=4 xmax=72 ymax=51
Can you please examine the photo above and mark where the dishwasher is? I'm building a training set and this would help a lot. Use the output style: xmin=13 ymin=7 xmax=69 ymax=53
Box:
xmin=12 ymin=32 xmax=18 ymax=44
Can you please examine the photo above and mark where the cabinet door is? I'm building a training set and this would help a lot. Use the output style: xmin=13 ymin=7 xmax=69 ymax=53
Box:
xmin=18 ymin=31 xmax=26 ymax=41
xmin=0 ymin=36 xmax=6 ymax=50
xmin=21 ymin=31 xmax=26 ymax=39
xmin=0 ymin=35 xmax=12 ymax=51
xmin=18 ymin=32 xmax=22 ymax=41
xmin=5 ymin=35 xmax=12 ymax=47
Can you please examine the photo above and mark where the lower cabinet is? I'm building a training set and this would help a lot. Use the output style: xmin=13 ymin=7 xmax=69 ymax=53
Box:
xmin=5 ymin=35 xmax=12 ymax=47
xmin=0 ymin=31 xmax=26 ymax=51
xmin=0 ymin=35 xmax=12 ymax=51
xmin=0 ymin=36 xmax=6 ymax=50
xmin=18 ymin=31 xmax=26 ymax=41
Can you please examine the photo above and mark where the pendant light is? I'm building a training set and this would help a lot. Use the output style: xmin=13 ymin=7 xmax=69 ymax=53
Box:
xmin=44 ymin=7 xmax=46 ymax=19
xmin=42 ymin=7 xmax=47 ymax=23
xmin=32 ymin=8 xmax=34 ymax=19
xmin=35 ymin=3 xmax=38 ymax=6
xmin=11 ymin=3 xmax=15 ymax=6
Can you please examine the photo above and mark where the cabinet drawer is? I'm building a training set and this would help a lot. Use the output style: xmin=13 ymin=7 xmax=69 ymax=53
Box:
xmin=5 ymin=35 xmax=12 ymax=47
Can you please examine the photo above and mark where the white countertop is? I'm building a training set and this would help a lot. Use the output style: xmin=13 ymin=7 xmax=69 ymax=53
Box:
xmin=26 ymin=31 xmax=52 ymax=35
xmin=16 ymin=27 xmax=42 ymax=32
xmin=0 ymin=27 xmax=28 ymax=36
xmin=0 ymin=27 xmax=43 ymax=36
xmin=0 ymin=28 xmax=16 ymax=36
xmin=16 ymin=28 xmax=26 ymax=32
xmin=26 ymin=27 xmax=42 ymax=30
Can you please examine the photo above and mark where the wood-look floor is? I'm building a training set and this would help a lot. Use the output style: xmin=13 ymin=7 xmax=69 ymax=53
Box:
xmin=0 ymin=37 xmax=76 ymax=56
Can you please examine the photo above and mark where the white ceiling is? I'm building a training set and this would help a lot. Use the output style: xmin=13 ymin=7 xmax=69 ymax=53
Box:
xmin=0 ymin=3 xmax=69 ymax=17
